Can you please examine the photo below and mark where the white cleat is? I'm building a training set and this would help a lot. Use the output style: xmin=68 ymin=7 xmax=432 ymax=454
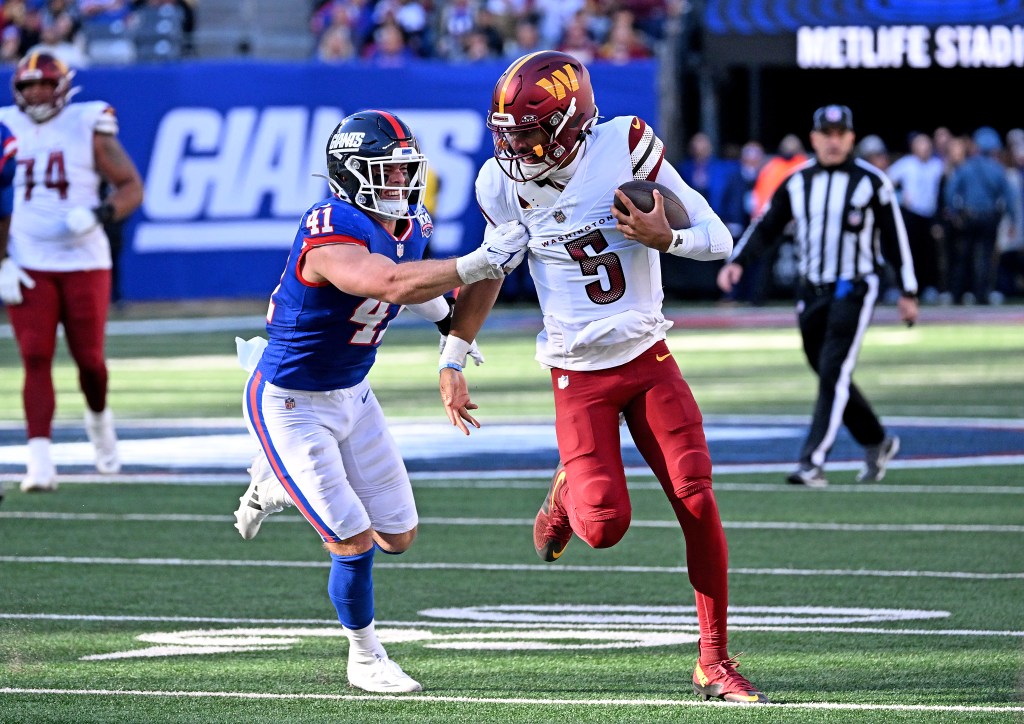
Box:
xmin=85 ymin=409 xmax=121 ymax=474
xmin=347 ymin=655 xmax=423 ymax=693
xmin=21 ymin=437 xmax=57 ymax=492
xmin=233 ymin=453 xmax=292 ymax=540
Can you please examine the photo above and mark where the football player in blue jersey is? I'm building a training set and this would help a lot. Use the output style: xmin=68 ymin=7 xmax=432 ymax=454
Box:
xmin=231 ymin=109 xmax=529 ymax=693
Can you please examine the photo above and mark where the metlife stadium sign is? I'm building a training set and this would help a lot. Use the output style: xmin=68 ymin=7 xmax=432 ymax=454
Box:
xmin=797 ymin=25 xmax=1024 ymax=69
xmin=703 ymin=0 xmax=1024 ymax=68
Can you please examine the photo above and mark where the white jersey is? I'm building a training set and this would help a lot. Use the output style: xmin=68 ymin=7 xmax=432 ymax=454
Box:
xmin=476 ymin=115 xmax=725 ymax=371
xmin=0 ymin=101 xmax=118 ymax=271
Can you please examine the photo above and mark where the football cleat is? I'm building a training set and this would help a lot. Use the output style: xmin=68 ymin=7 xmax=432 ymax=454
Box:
xmin=786 ymin=463 xmax=828 ymax=488
xmin=693 ymin=653 xmax=769 ymax=704
xmin=533 ymin=462 xmax=572 ymax=561
xmin=233 ymin=453 xmax=292 ymax=540
xmin=21 ymin=438 xmax=57 ymax=492
xmin=347 ymin=655 xmax=423 ymax=693
xmin=84 ymin=409 xmax=121 ymax=474
xmin=857 ymin=435 xmax=900 ymax=482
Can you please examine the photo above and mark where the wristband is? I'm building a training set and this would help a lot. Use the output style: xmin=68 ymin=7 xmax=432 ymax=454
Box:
xmin=439 ymin=361 xmax=463 ymax=373
xmin=94 ymin=203 xmax=116 ymax=224
xmin=666 ymin=228 xmax=695 ymax=257
xmin=440 ymin=334 xmax=473 ymax=369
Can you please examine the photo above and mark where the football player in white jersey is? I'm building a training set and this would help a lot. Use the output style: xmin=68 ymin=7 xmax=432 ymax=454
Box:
xmin=0 ymin=50 xmax=143 ymax=492
xmin=438 ymin=51 xmax=769 ymax=704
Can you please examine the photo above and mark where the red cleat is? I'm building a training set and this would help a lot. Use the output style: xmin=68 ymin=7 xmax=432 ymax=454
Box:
xmin=533 ymin=462 xmax=572 ymax=561
xmin=693 ymin=653 xmax=769 ymax=704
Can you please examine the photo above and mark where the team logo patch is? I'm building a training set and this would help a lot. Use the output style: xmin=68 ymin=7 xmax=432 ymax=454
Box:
xmin=553 ymin=209 xmax=566 ymax=223
xmin=558 ymin=375 xmax=569 ymax=390
xmin=417 ymin=208 xmax=434 ymax=238
xmin=284 ymin=397 xmax=296 ymax=410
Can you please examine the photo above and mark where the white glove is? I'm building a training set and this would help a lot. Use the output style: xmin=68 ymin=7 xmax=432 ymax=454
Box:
xmin=66 ymin=206 xmax=100 ymax=236
xmin=0 ymin=257 xmax=35 ymax=305
xmin=235 ymin=335 xmax=268 ymax=373
xmin=455 ymin=221 xmax=530 ymax=284
xmin=438 ymin=334 xmax=485 ymax=366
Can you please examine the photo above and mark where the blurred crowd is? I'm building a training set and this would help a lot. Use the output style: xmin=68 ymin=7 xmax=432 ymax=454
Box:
xmin=684 ymin=126 xmax=1024 ymax=307
xmin=310 ymin=0 xmax=683 ymax=64
xmin=0 ymin=0 xmax=196 ymax=65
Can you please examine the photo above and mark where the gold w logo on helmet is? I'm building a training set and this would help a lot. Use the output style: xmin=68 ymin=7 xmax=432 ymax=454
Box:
xmin=535 ymin=65 xmax=579 ymax=100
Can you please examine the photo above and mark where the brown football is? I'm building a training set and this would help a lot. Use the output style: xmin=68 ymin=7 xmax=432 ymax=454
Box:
xmin=614 ymin=180 xmax=691 ymax=229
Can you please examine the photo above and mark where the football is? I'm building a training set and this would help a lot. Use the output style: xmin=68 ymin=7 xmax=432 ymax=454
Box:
xmin=614 ymin=180 xmax=691 ymax=229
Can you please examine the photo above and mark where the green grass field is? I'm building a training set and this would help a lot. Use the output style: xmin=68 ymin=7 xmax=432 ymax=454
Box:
xmin=1 ymin=304 xmax=1022 ymax=722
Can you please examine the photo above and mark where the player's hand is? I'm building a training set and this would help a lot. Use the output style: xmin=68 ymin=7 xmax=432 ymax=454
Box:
xmin=612 ymin=189 xmax=672 ymax=251
xmin=456 ymin=221 xmax=531 ymax=284
xmin=716 ymin=262 xmax=744 ymax=293
xmin=898 ymin=295 xmax=919 ymax=328
xmin=440 ymin=367 xmax=481 ymax=435
xmin=66 ymin=206 xmax=101 ymax=236
xmin=482 ymin=220 xmax=530 ymax=275
xmin=0 ymin=257 xmax=35 ymax=305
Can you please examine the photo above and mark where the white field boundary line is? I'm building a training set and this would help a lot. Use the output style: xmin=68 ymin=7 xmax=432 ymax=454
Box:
xmin=3 ymin=613 xmax=1023 ymax=639
xmin=1 ymin=556 xmax=1020 ymax=580
xmin=0 ymin=687 xmax=1021 ymax=714
xmin=2 ymin=511 xmax=1022 ymax=534
xmin=2 ymin=466 xmax=1024 ymax=491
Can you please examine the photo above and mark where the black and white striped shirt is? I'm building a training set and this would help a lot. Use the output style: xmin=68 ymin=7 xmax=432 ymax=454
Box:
xmin=731 ymin=157 xmax=918 ymax=295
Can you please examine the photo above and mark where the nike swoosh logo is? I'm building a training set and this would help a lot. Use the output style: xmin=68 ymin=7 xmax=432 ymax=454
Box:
xmin=361 ymin=390 xmax=370 ymax=403
xmin=632 ymin=118 xmax=641 ymax=129
xmin=656 ymin=353 xmax=672 ymax=362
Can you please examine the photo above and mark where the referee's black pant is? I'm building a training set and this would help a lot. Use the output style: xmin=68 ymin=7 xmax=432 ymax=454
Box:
xmin=796 ymin=274 xmax=886 ymax=468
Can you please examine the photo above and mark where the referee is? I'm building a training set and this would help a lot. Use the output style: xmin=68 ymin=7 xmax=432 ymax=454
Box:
xmin=717 ymin=105 xmax=919 ymax=487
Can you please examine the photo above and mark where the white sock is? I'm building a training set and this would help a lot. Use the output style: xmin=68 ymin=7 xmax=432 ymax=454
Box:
xmin=345 ymin=620 xmax=387 ymax=665
xmin=27 ymin=437 xmax=53 ymax=469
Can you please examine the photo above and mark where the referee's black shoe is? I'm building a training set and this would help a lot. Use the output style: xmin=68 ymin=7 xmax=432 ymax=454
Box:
xmin=787 ymin=464 xmax=828 ymax=488
xmin=857 ymin=436 xmax=900 ymax=482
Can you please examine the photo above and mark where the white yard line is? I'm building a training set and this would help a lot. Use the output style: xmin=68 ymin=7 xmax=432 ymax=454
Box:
xmin=0 ymin=687 xmax=1021 ymax=714
xmin=0 ymin=556 xmax=1019 ymax=580
xmin=1 ymin=510 xmax=1021 ymax=533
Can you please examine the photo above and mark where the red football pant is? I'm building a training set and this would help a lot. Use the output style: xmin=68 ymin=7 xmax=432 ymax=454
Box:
xmin=550 ymin=340 xmax=730 ymax=659
xmin=7 ymin=268 xmax=111 ymax=439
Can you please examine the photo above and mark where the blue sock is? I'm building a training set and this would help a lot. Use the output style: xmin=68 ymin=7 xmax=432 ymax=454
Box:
xmin=328 ymin=548 xmax=375 ymax=630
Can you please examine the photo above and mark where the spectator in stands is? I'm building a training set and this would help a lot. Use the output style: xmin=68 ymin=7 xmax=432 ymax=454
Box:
xmin=317 ymin=20 xmax=356 ymax=62
xmin=373 ymin=0 xmax=431 ymax=57
xmin=751 ymin=133 xmax=806 ymax=216
xmin=944 ymin=127 xmax=1018 ymax=305
xmin=534 ymin=0 xmax=584 ymax=48
xmin=934 ymin=135 xmax=968 ymax=304
xmin=887 ymin=132 xmax=945 ymax=303
xmin=679 ymin=132 xmax=735 ymax=216
xmin=78 ymin=0 xmax=130 ymax=26
xmin=719 ymin=140 xmax=768 ymax=305
xmin=502 ymin=16 xmax=543 ymax=59
xmin=995 ymin=142 xmax=1024 ymax=301
xmin=32 ymin=1 xmax=88 ymax=68
xmin=556 ymin=12 xmax=598 ymax=64
xmin=363 ymin=19 xmax=413 ymax=66
xmin=311 ymin=0 xmax=375 ymax=54
xmin=619 ymin=0 xmax=671 ymax=42
xmin=434 ymin=0 xmax=476 ymax=59
xmin=856 ymin=134 xmax=889 ymax=172
xmin=598 ymin=9 xmax=653 ymax=63
xmin=2 ymin=1 xmax=43 ymax=61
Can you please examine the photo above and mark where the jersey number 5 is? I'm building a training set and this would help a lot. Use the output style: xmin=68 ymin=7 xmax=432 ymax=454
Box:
xmin=565 ymin=231 xmax=626 ymax=304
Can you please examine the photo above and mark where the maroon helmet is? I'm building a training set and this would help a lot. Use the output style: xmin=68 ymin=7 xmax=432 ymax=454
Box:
xmin=486 ymin=50 xmax=599 ymax=182
xmin=12 ymin=51 xmax=76 ymax=123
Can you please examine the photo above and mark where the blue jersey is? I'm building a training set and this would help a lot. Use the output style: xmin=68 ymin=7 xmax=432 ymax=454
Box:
xmin=0 ymin=122 xmax=16 ymax=216
xmin=257 ymin=196 xmax=434 ymax=391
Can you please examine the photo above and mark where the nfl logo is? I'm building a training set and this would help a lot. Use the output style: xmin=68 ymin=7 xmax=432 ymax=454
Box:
xmin=553 ymin=209 xmax=566 ymax=223
xmin=558 ymin=375 xmax=569 ymax=389
xmin=284 ymin=397 xmax=296 ymax=410
xmin=396 ymin=242 xmax=405 ymax=258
